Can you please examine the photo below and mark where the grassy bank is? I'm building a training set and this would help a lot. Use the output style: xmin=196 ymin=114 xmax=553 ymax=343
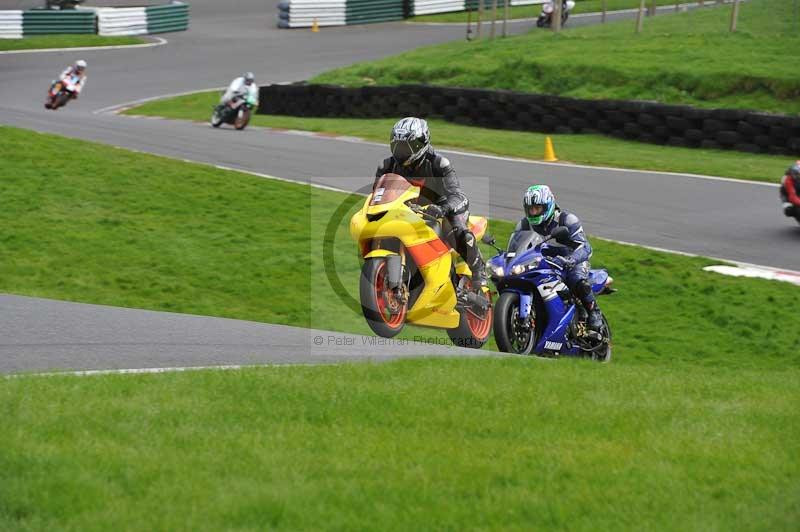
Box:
xmin=1 ymin=358 xmax=798 ymax=530
xmin=2 ymin=125 xmax=799 ymax=366
xmin=0 ymin=35 xmax=145 ymax=51
xmin=410 ymin=0 xmax=680 ymax=23
xmin=316 ymin=0 xmax=800 ymax=114
xmin=125 ymin=91 xmax=789 ymax=183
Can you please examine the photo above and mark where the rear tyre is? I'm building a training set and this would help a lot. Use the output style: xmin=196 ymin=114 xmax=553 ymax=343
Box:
xmin=493 ymin=291 xmax=536 ymax=354
xmin=447 ymin=280 xmax=494 ymax=349
xmin=360 ymin=258 xmax=407 ymax=338
xmin=447 ymin=278 xmax=492 ymax=349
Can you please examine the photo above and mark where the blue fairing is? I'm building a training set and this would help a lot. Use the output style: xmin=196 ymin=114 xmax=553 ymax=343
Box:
xmin=489 ymin=231 xmax=611 ymax=356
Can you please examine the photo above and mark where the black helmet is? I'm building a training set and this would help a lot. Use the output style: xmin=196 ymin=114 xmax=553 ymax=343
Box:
xmin=390 ymin=117 xmax=430 ymax=167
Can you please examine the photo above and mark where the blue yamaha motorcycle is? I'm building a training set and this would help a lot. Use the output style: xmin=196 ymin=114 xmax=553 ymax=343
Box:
xmin=484 ymin=228 xmax=614 ymax=361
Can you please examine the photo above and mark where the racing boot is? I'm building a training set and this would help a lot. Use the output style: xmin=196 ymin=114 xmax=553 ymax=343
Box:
xmin=472 ymin=263 xmax=489 ymax=290
xmin=586 ymin=304 xmax=603 ymax=333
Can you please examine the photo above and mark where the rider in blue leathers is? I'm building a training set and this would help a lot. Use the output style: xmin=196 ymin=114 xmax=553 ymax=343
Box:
xmin=514 ymin=185 xmax=602 ymax=331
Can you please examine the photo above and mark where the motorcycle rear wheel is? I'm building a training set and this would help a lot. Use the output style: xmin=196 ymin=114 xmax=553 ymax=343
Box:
xmin=493 ymin=291 xmax=535 ymax=354
xmin=447 ymin=278 xmax=492 ymax=349
xmin=359 ymin=258 xmax=407 ymax=338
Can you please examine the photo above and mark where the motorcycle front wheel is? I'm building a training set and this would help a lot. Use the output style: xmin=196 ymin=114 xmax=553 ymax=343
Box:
xmin=493 ymin=291 xmax=536 ymax=354
xmin=359 ymin=258 xmax=407 ymax=338
xmin=210 ymin=106 xmax=223 ymax=128
xmin=52 ymin=91 xmax=70 ymax=110
xmin=234 ymin=108 xmax=251 ymax=130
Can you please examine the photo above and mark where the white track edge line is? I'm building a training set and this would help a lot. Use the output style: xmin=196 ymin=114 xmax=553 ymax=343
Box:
xmin=0 ymin=36 xmax=167 ymax=55
xmin=6 ymin=362 xmax=328 ymax=378
xmin=93 ymin=86 xmax=226 ymax=114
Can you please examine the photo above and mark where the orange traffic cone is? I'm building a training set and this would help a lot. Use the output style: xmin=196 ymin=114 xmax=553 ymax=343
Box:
xmin=311 ymin=18 xmax=320 ymax=32
xmin=543 ymin=136 xmax=558 ymax=162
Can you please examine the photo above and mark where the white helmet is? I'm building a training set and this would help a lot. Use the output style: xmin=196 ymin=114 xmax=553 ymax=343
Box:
xmin=75 ymin=59 xmax=87 ymax=71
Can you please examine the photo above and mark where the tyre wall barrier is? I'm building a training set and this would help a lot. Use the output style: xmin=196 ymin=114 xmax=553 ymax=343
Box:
xmin=278 ymin=0 xmax=544 ymax=27
xmin=0 ymin=10 xmax=23 ymax=38
xmin=257 ymin=83 xmax=800 ymax=156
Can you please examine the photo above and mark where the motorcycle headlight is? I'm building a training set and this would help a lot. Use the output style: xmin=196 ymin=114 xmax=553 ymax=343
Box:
xmin=488 ymin=264 xmax=504 ymax=277
xmin=510 ymin=257 xmax=541 ymax=276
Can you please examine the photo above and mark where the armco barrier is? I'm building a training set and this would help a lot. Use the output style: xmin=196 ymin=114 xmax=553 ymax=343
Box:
xmin=257 ymin=84 xmax=800 ymax=156
xmin=146 ymin=2 xmax=189 ymax=34
xmin=22 ymin=8 xmax=95 ymax=35
xmin=0 ymin=10 xmax=23 ymax=38
xmin=278 ymin=0 xmax=544 ymax=27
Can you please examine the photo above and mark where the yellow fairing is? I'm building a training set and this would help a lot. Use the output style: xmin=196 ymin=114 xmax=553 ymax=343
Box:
xmin=351 ymin=183 xmax=463 ymax=329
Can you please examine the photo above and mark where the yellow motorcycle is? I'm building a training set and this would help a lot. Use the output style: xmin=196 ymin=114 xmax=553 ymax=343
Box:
xmin=350 ymin=173 xmax=493 ymax=348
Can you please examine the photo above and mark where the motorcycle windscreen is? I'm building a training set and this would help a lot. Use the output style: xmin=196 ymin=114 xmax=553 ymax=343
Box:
xmin=372 ymin=173 xmax=412 ymax=206
xmin=507 ymin=230 xmax=545 ymax=254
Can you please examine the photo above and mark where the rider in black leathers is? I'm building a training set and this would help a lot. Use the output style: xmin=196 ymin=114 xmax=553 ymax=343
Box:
xmin=375 ymin=117 xmax=488 ymax=288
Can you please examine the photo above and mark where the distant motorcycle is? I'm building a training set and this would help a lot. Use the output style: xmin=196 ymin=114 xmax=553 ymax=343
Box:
xmin=537 ymin=0 xmax=575 ymax=28
xmin=780 ymin=170 xmax=800 ymax=225
xmin=486 ymin=227 xmax=614 ymax=361
xmin=45 ymin=74 xmax=81 ymax=110
xmin=211 ymin=93 xmax=256 ymax=130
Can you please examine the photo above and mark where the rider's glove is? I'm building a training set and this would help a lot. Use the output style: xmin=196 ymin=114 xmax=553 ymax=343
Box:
xmin=551 ymin=256 xmax=575 ymax=270
xmin=422 ymin=204 xmax=446 ymax=219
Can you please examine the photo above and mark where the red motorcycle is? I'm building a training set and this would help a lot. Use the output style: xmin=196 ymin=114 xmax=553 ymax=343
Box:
xmin=45 ymin=74 xmax=81 ymax=110
xmin=780 ymin=162 xmax=800 ymax=225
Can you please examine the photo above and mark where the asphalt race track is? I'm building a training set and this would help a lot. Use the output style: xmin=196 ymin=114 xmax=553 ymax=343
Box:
xmin=1 ymin=1 xmax=797 ymax=373
xmin=0 ymin=295 xmax=504 ymax=374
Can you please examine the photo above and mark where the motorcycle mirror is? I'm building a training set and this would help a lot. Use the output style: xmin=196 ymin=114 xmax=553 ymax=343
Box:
xmin=481 ymin=232 xmax=504 ymax=253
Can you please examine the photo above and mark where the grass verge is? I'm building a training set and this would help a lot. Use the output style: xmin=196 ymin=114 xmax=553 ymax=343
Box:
xmin=316 ymin=0 xmax=800 ymax=114
xmin=2 ymin=125 xmax=799 ymax=366
xmin=1 ymin=358 xmax=798 ymax=530
xmin=0 ymin=35 xmax=145 ymax=51
xmin=125 ymin=90 xmax=789 ymax=183
xmin=410 ymin=0 xmax=680 ymax=23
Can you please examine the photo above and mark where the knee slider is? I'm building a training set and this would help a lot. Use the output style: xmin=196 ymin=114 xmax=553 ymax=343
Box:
xmin=463 ymin=231 xmax=476 ymax=248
